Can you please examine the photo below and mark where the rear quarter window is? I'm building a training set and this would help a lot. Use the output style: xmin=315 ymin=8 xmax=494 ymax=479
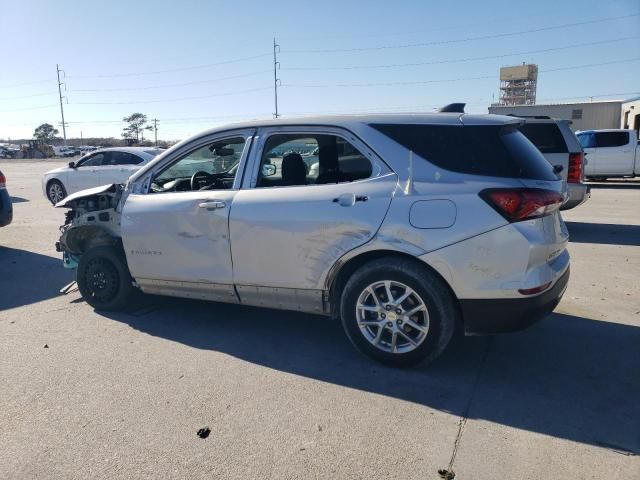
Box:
xmin=518 ymin=123 xmax=568 ymax=153
xmin=371 ymin=123 xmax=557 ymax=181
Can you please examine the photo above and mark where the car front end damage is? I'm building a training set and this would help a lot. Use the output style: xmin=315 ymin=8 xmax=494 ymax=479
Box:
xmin=56 ymin=184 xmax=124 ymax=268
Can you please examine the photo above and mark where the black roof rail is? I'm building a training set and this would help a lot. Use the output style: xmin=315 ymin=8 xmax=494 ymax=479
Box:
xmin=437 ymin=103 xmax=466 ymax=113
xmin=505 ymin=114 xmax=552 ymax=119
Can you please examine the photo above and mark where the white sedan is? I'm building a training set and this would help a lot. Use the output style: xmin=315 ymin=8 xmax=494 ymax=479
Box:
xmin=42 ymin=147 xmax=164 ymax=204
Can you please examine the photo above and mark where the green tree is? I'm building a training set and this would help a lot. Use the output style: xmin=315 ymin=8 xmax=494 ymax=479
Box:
xmin=122 ymin=113 xmax=152 ymax=144
xmin=33 ymin=123 xmax=59 ymax=142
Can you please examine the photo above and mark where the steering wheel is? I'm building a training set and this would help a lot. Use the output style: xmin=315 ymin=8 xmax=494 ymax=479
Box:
xmin=190 ymin=171 xmax=216 ymax=190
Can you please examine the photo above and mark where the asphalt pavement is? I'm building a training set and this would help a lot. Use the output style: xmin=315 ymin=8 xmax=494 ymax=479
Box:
xmin=1 ymin=159 xmax=639 ymax=479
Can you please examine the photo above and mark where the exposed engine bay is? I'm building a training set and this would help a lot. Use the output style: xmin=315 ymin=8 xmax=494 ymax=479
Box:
xmin=56 ymin=184 xmax=124 ymax=267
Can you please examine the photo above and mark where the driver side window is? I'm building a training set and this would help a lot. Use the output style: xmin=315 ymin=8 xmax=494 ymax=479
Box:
xmin=151 ymin=137 xmax=246 ymax=193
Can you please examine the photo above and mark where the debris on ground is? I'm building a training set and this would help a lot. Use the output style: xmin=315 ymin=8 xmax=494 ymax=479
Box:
xmin=438 ymin=468 xmax=456 ymax=479
xmin=59 ymin=281 xmax=78 ymax=295
xmin=197 ymin=427 xmax=211 ymax=439
xmin=43 ymin=344 xmax=49 ymax=348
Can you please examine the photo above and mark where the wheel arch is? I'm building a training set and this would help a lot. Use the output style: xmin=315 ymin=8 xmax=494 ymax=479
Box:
xmin=60 ymin=225 xmax=122 ymax=256
xmin=327 ymin=249 xmax=460 ymax=319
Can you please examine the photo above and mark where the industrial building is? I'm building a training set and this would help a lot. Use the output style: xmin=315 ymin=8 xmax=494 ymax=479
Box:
xmin=489 ymin=97 xmax=640 ymax=135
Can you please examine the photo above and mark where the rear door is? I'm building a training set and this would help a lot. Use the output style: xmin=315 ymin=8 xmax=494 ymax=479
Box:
xmin=102 ymin=151 xmax=145 ymax=185
xmin=594 ymin=131 xmax=633 ymax=175
xmin=229 ymin=127 xmax=397 ymax=297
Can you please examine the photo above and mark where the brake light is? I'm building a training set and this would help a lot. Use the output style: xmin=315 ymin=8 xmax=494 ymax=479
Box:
xmin=567 ymin=152 xmax=583 ymax=183
xmin=480 ymin=188 xmax=563 ymax=222
xmin=0 ymin=172 xmax=5 ymax=188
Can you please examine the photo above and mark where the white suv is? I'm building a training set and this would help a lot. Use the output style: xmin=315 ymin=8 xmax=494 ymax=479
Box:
xmin=56 ymin=108 xmax=570 ymax=367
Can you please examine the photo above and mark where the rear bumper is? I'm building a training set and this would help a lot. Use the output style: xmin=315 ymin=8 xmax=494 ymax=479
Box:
xmin=561 ymin=183 xmax=590 ymax=210
xmin=0 ymin=189 xmax=13 ymax=227
xmin=460 ymin=267 xmax=569 ymax=335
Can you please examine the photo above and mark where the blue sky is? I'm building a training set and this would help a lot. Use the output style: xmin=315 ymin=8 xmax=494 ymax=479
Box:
xmin=0 ymin=0 xmax=638 ymax=141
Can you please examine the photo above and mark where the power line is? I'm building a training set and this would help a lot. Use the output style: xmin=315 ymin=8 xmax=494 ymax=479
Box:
xmin=284 ymin=57 xmax=640 ymax=89
xmin=282 ymin=36 xmax=640 ymax=71
xmin=0 ymin=91 xmax=58 ymax=102
xmin=71 ymin=85 xmax=272 ymax=105
xmin=66 ymin=53 xmax=271 ymax=79
xmin=70 ymin=70 xmax=272 ymax=93
xmin=0 ymin=79 xmax=51 ymax=89
xmin=0 ymin=103 xmax=59 ymax=113
xmin=282 ymin=13 xmax=640 ymax=53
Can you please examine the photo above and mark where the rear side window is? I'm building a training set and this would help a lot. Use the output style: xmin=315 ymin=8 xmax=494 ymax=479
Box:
xmin=111 ymin=152 xmax=143 ymax=165
xmin=594 ymin=131 xmax=629 ymax=147
xmin=371 ymin=124 xmax=557 ymax=180
xmin=518 ymin=123 xmax=568 ymax=153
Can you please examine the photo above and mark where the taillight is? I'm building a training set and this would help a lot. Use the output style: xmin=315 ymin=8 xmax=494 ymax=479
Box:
xmin=519 ymin=282 xmax=552 ymax=295
xmin=480 ymin=188 xmax=564 ymax=222
xmin=567 ymin=152 xmax=583 ymax=183
xmin=0 ymin=172 xmax=5 ymax=188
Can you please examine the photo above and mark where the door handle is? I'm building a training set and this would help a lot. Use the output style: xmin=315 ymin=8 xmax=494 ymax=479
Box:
xmin=198 ymin=200 xmax=226 ymax=210
xmin=332 ymin=193 xmax=368 ymax=206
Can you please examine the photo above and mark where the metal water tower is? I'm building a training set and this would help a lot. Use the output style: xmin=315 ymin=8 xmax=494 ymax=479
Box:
xmin=498 ymin=64 xmax=538 ymax=105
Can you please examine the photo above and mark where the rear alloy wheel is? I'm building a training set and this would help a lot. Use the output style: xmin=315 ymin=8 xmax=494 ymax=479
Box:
xmin=77 ymin=246 xmax=136 ymax=310
xmin=47 ymin=180 xmax=66 ymax=204
xmin=340 ymin=258 xmax=457 ymax=367
xmin=355 ymin=281 xmax=430 ymax=354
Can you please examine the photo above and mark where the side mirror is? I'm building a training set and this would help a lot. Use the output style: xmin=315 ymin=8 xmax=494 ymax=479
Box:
xmin=68 ymin=161 xmax=76 ymax=168
xmin=261 ymin=164 xmax=276 ymax=177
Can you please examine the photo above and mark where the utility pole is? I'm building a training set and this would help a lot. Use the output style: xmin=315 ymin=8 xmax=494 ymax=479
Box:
xmin=56 ymin=64 xmax=67 ymax=145
xmin=273 ymin=38 xmax=280 ymax=118
xmin=151 ymin=118 xmax=159 ymax=146
xmin=80 ymin=130 xmax=83 ymax=146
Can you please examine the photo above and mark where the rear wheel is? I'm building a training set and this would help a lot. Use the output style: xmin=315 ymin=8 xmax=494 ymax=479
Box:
xmin=46 ymin=179 xmax=66 ymax=204
xmin=77 ymin=246 xmax=136 ymax=311
xmin=340 ymin=258 xmax=458 ymax=367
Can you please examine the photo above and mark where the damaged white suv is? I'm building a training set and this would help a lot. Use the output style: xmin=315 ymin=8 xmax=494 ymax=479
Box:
xmin=56 ymin=107 xmax=570 ymax=366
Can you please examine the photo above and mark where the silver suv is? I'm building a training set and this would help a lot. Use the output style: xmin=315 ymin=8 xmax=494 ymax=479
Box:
xmin=56 ymin=108 xmax=570 ymax=367
xmin=515 ymin=116 xmax=590 ymax=210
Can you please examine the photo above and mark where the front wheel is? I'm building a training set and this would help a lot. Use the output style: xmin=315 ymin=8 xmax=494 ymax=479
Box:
xmin=46 ymin=180 xmax=67 ymax=204
xmin=77 ymin=246 xmax=137 ymax=311
xmin=340 ymin=258 xmax=458 ymax=367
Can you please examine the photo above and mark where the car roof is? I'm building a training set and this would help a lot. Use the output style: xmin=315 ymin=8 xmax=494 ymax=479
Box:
xmin=95 ymin=147 xmax=162 ymax=156
xmin=189 ymin=113 xmax=521 ymax=138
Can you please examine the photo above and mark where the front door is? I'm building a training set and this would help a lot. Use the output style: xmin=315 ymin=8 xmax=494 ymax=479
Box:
xmin=121 ymin=132 xmax=254 ymax=300
xmin=69 ymin=151 xmax=109 ymax=193
xmin=229 ymin=128 xmax=397 ymax=297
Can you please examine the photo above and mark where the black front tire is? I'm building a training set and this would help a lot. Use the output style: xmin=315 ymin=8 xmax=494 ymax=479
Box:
xmin=339 ymin=258 xmax=458 ymax=368
xmin=77 ymin=246 xmax=136 ymax=311
xmin=46 ymin=179 xmax=67 ymax=205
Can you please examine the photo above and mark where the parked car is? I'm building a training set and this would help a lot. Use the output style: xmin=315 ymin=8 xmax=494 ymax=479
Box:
xmin=513 ymin=116 xmax=589 ymax=210
xmin=576 ymin=129 xmax=640 ymax=180
xmin=0 ymin=169 xmax=13 ymax=227
xmin=42 ymin=147 xmax=165 ymax=204
xmin=55 ymin=109 xmax=570 ymax=367
xmin=0 ymin=146 xmax=17 ymax=159
xmin=51 ymin=146 xmax=76 ymax=157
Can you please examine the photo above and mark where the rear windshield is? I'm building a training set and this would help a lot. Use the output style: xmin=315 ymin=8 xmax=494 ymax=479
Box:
xmin=518 ymin=123 xmax=568 ymax=153
xmin=371 ymin=124 xmax=557 ymax=180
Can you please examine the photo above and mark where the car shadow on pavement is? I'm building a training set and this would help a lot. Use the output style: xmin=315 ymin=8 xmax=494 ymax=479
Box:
xmin=9 ymin=196 xmax=29 ymax=203
xmin=0 ymin=247 xmax=74 ymax=311
xmin=566 ymin=221 xmax=640 ymax=246
xmin=102 ymin=300 xmax=640 ymax=455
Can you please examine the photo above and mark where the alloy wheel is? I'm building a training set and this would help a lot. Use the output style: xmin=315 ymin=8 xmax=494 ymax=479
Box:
xmin=355 ymin=280 xmax=430 ymax=354
xmin=48 ymin=183 xmax=64 ymax=204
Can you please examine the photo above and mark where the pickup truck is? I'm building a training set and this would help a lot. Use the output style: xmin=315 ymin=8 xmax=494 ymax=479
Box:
xmin=576 ymin=129 xmax=640 ymax=180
